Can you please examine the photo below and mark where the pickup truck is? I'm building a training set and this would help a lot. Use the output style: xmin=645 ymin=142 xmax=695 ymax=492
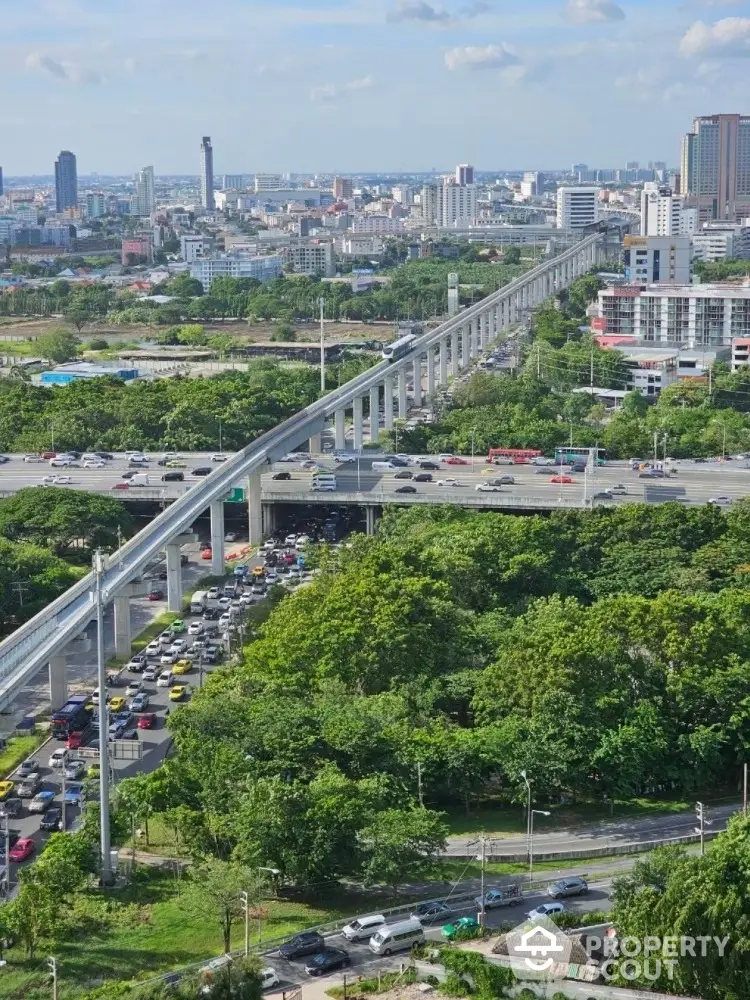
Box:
xmin=476 ymin=885 xmax=524 ymax=910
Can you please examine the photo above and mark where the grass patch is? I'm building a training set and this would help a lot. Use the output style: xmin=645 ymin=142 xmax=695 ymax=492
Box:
xmin=129 ymin=611 xmax=182 ymax=655
xmin=0 ymin=731 xmax=46 ymax=779
xmin=120 ymin=814 xmax=189 ymax=857
xmin=327 ymin=969 xmax=418 ymax=998
xmin=0 ymin=866 xmax=345 ymax=999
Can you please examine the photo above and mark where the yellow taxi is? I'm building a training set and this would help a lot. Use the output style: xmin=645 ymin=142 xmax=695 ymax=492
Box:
xmin=108 ymin=696 xmax=127 ymax=712
xmin=171 ymin=660 xmax=192 ymax=675
xmin=0 ymin=780 xmax=14 ymax=801
xmin=169 ymin=685 xmax=187 ymax=702
xmin=252 ymin=566 xmax=265 ymax=578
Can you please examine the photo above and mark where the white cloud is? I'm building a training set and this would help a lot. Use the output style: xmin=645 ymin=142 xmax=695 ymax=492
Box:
xmin=564 ymin=0 xmax=625 ymax=23
xmin=679 ymin=17 xmax=750 ymax=56
xmin=444 ymin=43 xmax=520 ymax=70
xmin=25 ymin=50 xmax=68 ymax=79
xmin=343 ymin=75 xmax=375 ymax=91
xmin=387 ymin=1 xmax=450 ymax=23
xmin=310 ymin=75 xmax=375 ymax=102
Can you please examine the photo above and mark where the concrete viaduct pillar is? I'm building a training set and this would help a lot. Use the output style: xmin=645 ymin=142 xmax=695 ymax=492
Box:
xmin=384 ymin=376 xmax=394 ymax=430
xmin=247 ymin=470 xmax=262 ymax=546
xmin=353 ymin=394 xmax=363 ymax=452
xmin=210 ymin=500 xmax=225 ymax=575
xmin=334 ymin=407 xmax=346 ymax=451
xmin=369 ymin=385 xmax=380 ymax=444
xmin=165 ymin=542 xmax=183 ymax=613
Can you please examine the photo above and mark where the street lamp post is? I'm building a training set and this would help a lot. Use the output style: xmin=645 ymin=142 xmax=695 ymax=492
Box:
xmin=240 ymin=890 xmax=250 ymax=956
xmin=529 ymin=809 xmax=551 ymax=875
xmin=257 ymin=866 xmax=280 ymax=946
xmin=470 ymin=428 xmax=476 ymax=469
xmin=520 ymin=770 xmax=531 ymax=866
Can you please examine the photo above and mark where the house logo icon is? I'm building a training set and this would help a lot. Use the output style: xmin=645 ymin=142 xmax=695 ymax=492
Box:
xmin=505 ymin=916 xmax=574 ymax=981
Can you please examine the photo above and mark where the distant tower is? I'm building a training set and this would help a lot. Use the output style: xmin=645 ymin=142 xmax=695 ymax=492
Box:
xmin=55 ymin=150 xmax=78 ymax=213
xmin=201 ymin=137 xmax=215 ymax=211
xmin=135 ymin=166 xmax=155 ymax=217
xmin=455 ymin=164 xmax=474 ymax=185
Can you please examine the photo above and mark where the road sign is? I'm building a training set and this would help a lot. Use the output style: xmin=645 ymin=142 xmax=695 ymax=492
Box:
xmin=225 ymin=488 xmax=245 ymax=503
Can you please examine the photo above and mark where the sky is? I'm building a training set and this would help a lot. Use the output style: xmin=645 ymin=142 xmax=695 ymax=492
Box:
xmin=4 ymin=0 xmax=750 ymax=175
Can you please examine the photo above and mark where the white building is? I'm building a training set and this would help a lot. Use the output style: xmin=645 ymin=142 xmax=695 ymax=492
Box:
xmin=556 ymin=186 xmax=599 ymax=229
xmin=625 ymin=236 xmax=692 ymax=284
xmin=439 ymin=182 xmax=477 ymax=227
xmin=455 ymin=164 xmax=474 ymax=185
xmin=640 ymin=183 xmax=697 ymax=237
xmin=180 ymin=235 xmax=212 ymax=264
xmin=340 ymin=235 xmax=384 ymax=256
xmin=285 ymin=241 xmax=336 ymax=277
xmin=254 ymin=174 xmax=283 ymax=192
xmin=200 ymin=137 xmax=215 ymax=212
xmin=86 ymin=193 xmax=106 ymax=219
xmin=391 ymin=185 xmax=412 ymax=205
xmin=134 ymin=166 xmax=155 ymax=217
xmin=351 ymin=215 xmax=404 ymax=235
xmin=692 ymin=224 xmax=750 ymax=262
xmin=597 ymin=282 xmax=750 ymax=347
xmin=190 ymin=253 xmax=283 ymax=291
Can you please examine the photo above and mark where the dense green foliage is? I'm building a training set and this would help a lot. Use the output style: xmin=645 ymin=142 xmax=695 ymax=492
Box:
xmin=693 ymin=257 xmax=750 ymax=282
xmin=0 ymin=488 xmax=132 ymax=555
xmin=0 ymin=536 xmax=85 ymax=635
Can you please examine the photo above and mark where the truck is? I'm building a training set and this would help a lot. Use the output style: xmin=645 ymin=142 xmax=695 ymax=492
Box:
xmin=130 ymin=473 xmax=151 ymax=487
xmin=50 ymin=695 xmax=91 ymax=740
xmin=475 ymin=885 xmax=524 ymax=910
xmin=189 ymin=590 xmax=208 ymax=614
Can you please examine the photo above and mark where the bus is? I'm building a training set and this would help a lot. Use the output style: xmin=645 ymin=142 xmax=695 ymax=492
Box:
xmin=51 ymin=694 xmax=91 ymax=740
xmin=487 ymin=448 xmax=543 ymax=465
xmin=382 ymin=333 xmax=417 ymax=362
xmin=554 ymin=447 xmax=607 ymax=467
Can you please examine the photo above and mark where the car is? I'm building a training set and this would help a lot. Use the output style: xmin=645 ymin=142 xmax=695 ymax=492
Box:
xmin=709 ymin=496 xmax=732 ymax=505
xmin=497 ymin=475 xmax=515 ymax=484
xmin=413 ymin=473 xmax=433 ymax=483
xmin=639 ymin=469 xmax=665 ymax=479
xmin=260 ymin=967 xmax=281 ymax=991
xmin=23 ymin=453 xmax=44 ymax=463
xmin=143 ymin=665 xmax=159 ymax=682
xmin=17 ymin=776 xmax=41 ymax=798
xmin=148 ymin=590 xmax=164 ymax=601
xmin=395 ymin=485 xmax=417 ymax=493
xmin=304 ymin=949 xmax=350 ymax=977
xmin=411 ymin=901 xmax=453 ymax=924
xmin=49 ymin=747 xmax=68 ymax=768
xmin=162 ymin=471 xmax=184 ymax=482
xmin=203 ymin=606 xmax=220 ymax=620
xmin=169 ymin=685 xmax=187 ymax=702
xmin=279 ymin=931 xmax=326 ymax=960
xmin=0 ymin=797 xmax=22 ymax=818
xmin=201 ymin=548 xmax=212 ymax=560
xmin=188 ymin=621 xmax=204 ymax=635
xmin=219 ymin=613 xmax=232 ymax=627
xmin=40 ymin=808 xmax=63 ymax=832
xmin=15 ymin=760 xmax=40 ymax=779
xmin=192 ymin=467 xmax=212 ymax=476
xmin=9 ymin=837 xmax=35 ymax=861
xmin=0 ymin=781 xmax=14 ymax=801
xmin=437 ymin=478 xmax=459 ymax=487
xmin=83 ymin=459 xmax=106 ymax=469
xmin=217 ymin=597 xmax=232 ymax=610
xmin=272 ymin=472 xmax=292 ymax=481
xmin=137 ymin=712 xmax=157 ymax=729
xmin=207 ymin=586 xmax=221 ymax=600
xmin=170 ymin=619 xmax=186 ymax=634
xmin=126 ymin=655 xmax=146 ymax=672
xmin=441 ymin=916 xmax=480 ymax=941
xmin=160 ymin=651 xmax=178 ymax=666
xmin=475 ymin=484 xmax=502 ymax=492
xmin=420 ymin=461 xmax=440 ymax=470
xmin=158 ymin=631 xmax=174 ymax=646
xmin=527 ymin=902 xmax=565 ymax=922
xmin=445 ymin=457 xmax=468 ymax=465
xmin=549 ymin=475 xmax=574 ymax=484
xmin=171 ymin=660 xmax=192 ymax=675
xmin=333 ymin=453 xmax=356 ymax=463
xmin=211 ymin=453 xmax=228 ymax=462
xmin=51 ymin=475 xmax=72 ymax=485
xmin=225 ymin=532 xmax=238 ymax=542
xmin=394 ymin=470 xmax=413 ymax=479
xmin=49 ymin=457 xmax=71 ymax=467
xmin=548 ymin=877 xmax=588 ymax=899
xmin=109 ymin=696 xmax=127 ymax=713
xmin=492 ymin=456 xmax=516 ymax=465
xmin=130 ymin=692 xmax=150 ymax=712
xmin=29 ymin=790 xmax=56 ymax=813
xmin=125 ymin=681 xmax=143 ymax=699
xmin=156 ymin=671 xmax=174 ymax=687
xmin=64 ymin=784 xmax=84 ymax=807
xmin=593 ymin=490 xmax=614 ymax=500
xmin=63 ymin=759 xmax=86 ymax=780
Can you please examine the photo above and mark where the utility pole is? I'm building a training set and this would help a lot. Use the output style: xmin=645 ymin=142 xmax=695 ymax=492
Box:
xmin=590 ymin=340 xmax=594 ymax=389
xmin=60 ymin=750 xmax=67 ymax=833
xmin=3 ymin=813 xmax=9 ymax=897
xmin=416 ymin=762 xmax=424 ymax=808
xmin=48 ymin=956 xmax=58 ymax=1000
xmin=478 ymin=836 xmax=486 ymax=925
xmin=240 ymin=890 xmax=250 ymax=956
xmin=94 ymin=550 xmax=113 ymax=885
xmin=520 ymin=770 xmax=531 ymax=867
xmin=319 ymin=297 xmax=326 ymax=393
xmin=10 ymin=580 xmax=29 ymax=609
xmin=653 ymin=430 xmax=658 ymax=466
xmin=529 ymin=809 xmax=551 ymax=875
xmin=695 ymin=801 xmax=712 ymax=857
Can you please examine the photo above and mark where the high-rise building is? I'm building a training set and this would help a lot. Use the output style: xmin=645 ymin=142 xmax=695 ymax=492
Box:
xmin=223 ymin=175 xmax=245 ymax=190
xmin=333 ymin=177 xmax=353 ymax=200
xmin=640 ymin=183 xmax=697 ymax=237
xmin=86 ymin=192 xmax=107 ymax=219
xmin=254 ymin=174 xmax=283 ymax=192
xmin=134 ymin=166 xmax=155 ymax=217
xmin=556 ymin=186 xmax=599 ymax=229
xmin=54 ymin=150 xmax=78 ymax=213
xmin=455 ymin=164 xmax=474 ymax=185
xmin=419 ymin=181 xmax=476 ymax=226
xmin=681 ymin=113 xmax=750 ymax=222
xmin=625 ymin=235 xmax=692 ymax=284
xmin=200 ymin=137 xmax=215 ymax=211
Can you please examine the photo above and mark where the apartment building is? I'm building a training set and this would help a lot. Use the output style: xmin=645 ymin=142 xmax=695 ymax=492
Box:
xmin=640 ymin=183 xmax=697 ymax=236
xmin=180 ymin=235 xmax=212 ymax=264
xmin=190 ymin=253 xmax=283 ymax=291
xmin=625 ymin=235 xmax=692 ymax=284
xmin=351 ymin=215 xmax=404 ymax=235
xmin=285 ymin=241 xmax=336 ymax=277
xmin=556 ymin=186 xmax=599 ymax=229
xmin=681 ymin=113 xmax=750 ymax=222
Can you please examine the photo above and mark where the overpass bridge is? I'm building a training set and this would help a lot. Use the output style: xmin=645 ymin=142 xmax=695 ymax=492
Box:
xmin=0 ymin=231 xmax=608 ymax=715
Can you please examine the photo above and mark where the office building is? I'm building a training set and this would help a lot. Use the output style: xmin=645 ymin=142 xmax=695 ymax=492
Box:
xmin=597 ymin=282 xmax=750 ymax=346
xmin=190 ymin=253 xmax=283 ymax=291
xmin=455 ymin=164 xmax=474 ymax=185
xmin=223 ymin=175 xmax=245 ymax=190
xmin=520 ymin=171 xmax=545 ymax=198
xmin=692 ymin=224 xmax=750 ymax=262
xmin=180 ymin=235 xmax=212 ymax=263
xmin=640 ymin=183 xmax=697 ymax=237
xmin=285 ymin=241 xmax=336 ymax=277
xmin=200 ymin=137 xmax=215 ymax=211
xmin=54 ymin=150 xmax=78 ymax=213
xmin=254 ymin=174 xmax=283 ymax=192
xmin=625 ymin=235 xmax=692 ymax=284
xmin=122 ymin=237 xmax=153 ymax=266
xmin=556 ymin=186 xmax=599 ymax=229
xmin=333 ymin=177 xmax=353 ymax=200
xmin=134 ymin=166 xmax=155 ymax=217
xmin=681 ymin=114 xmax=750 ymax=222
xmin=86 ymin=193 xmax=106 ymax=219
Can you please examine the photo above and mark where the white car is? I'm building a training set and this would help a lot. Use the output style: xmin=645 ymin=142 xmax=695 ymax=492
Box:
xmin=239 ymin=594 xmax=253 ymax=607
xmin=217 ymin=597 xmax=232 ymax=610
xmin=219 ymin=613 xmax=232 ymax=627
xmin=125 ymin=681 xmax=143 ymax=698
xmin=284 ymin=534 xmax=298 ymax=547
xmin=125 ymin=450 xmax=146 ymax=458
xmin=83 ymin=459 xmax=106 ymax=469
xmin=143 ymin=665 xmax=159 ymax=682
xmin=527 ymin=902 xmax=564 ymax=922
xmin=709 ymin=496 xmax=732 ymax=505
xmin=48 ymin=747 xmax=68 ymax=769
xmin=49 ymin=457 xmax=71 ymax=467
xmin=23 ymin=453 xmax=43 ymax=463
xmin=146 ymin=641 xmax=161 ymax=656
xmin=188 ymin=622 xmax=203 ymax=635
xmin=262 ymin=539 xmax=275 ymax=551
xmin=207 ymin=586 xmax=221 ymax=600
xmin=160 ymin=651 xmax=178 ymax=665
xmin=332 ymin=453 xmax=356 ymax=463
xmin=475 ymin=484 xmax=502 ymax=492
xmin=265 ymin=569 xmax=278 ymax=584
xmin=81 ymin=453 xmax=100 ymax=462
xmin=156 ymin=671 xmax=174 ymax=687
xmin=611 ymin=484 xmax=628 ymax=495
xmin=210 ymin=453 xmax=227 ymax=462
xmin=437 ymin=478 xmax=459 ymax=487
xmin=261 ymin=967 xmax=281 ymax=991
xmin=296 ymin=535 xmax=311 ymax=547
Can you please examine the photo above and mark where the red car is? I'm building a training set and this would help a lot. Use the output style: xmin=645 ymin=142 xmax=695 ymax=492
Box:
xmin=200 ymin=548 xmax=212 ymax=560
xmin=111 ymin=482 xmax=129 ymax=491
xmin=147 ymin=590 xmax=164 ymax=601
xmin=549 ymin=475 xmax=574 ymax=484
xmin=9 ymin=838 xmax=35 ymax=862
xmin=281 ymin=552 xmax=296 ymax=565
xmin=137 ymin=713 xmax=156 ymax=730
xmin=445 ymin=457 xmax=468 ymax=465
xmin=66 ymin=730 xmax=88 ymax=750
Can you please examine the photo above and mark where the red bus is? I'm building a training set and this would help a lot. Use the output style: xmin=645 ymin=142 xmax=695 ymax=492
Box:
xmin=487 ymin=448 xmax=543 ymax=465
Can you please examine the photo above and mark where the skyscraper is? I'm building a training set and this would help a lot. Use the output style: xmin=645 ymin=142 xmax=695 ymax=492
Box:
xmin=455 ymin=164 xmax=474 ymax=185
xmin=134 ymin=166 xmax=155 ymax=217
xmin=200 ymin=137 xmax=215 ymax=210
xmin=333 ymin=177 xmax=353 ymax=200
xmin=681 ymin=114 xmax=750 ymax=222
xmin=55 ymin=150 xmax=78 ymax=213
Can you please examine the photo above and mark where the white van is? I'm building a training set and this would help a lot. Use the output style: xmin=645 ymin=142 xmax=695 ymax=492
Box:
xmin=372 ymin=461 xmax=395 ymax=471
xmin=311 ymin=475 xmax=337 ymax=492
xmin=369 ymin=917 xmax=425 ymax=956
xmin=130 ymin=473 xmax=150 ymax=487
xmin=342 ymin=914 xmax=386 ymax=942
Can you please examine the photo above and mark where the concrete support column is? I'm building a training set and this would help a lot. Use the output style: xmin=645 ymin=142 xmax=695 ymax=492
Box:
xmin=365 ymin=506 xmax=377 ymax=536
xmin=384 ymin=376 xmax=394 ymax=430
xmin=165 ymin=542 xmax=183 ymax=613
xmin=368 ymin=385 xmax=380 ymax=444
xmin=48 ymin=655 xmax=67 ymax=711
xmin=113 ymin=595 xmax=132 ymax=660
xmin=334 ymin=407 xmax=346 ymax=451
xmin=308 ymin=433 xmax=322 ymax=454
xmin=209 ymin=499 xmax=225 ymax=576
xmin=427 ymin=346 xmax=436 ymax=398
xmin=262 ymin=502 xmax=276 ymax=537
xmin=469 ymin=320 xmax=477 ymax=360
xmin=397 ymin=367 xmax=408 ymax=419
xmin=352 ymin=394 xmax=363 ymax=452
xmin=247 ymin=470 xmax=262 ymax=546
xmin=451 ymin=329 xmax=460 ymax=376
xmin=439 ymin=338 xmax=448 ymax=384
xmin=412 ymin=356 xmax=422 ymax=407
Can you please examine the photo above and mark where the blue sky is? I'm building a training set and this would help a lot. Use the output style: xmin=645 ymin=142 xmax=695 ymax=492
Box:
xmin=3 ymin=0 xmax=750 ymax=175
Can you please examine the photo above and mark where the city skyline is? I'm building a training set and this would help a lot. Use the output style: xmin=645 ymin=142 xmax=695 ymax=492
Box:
xmin=4 ymin=0 xmax=750 ymax=173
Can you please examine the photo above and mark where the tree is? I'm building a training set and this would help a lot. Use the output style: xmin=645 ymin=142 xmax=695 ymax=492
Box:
xmin=180 ymin=858 xmax=254 ymax=953
xmin=35 ymin=328 xmax=81 ymax=363
xmin=360 ymin=807 xmax=448 ymax=893
xmin=168 ymin=274 xmax=204 ymax=298
xmin=7 ymin=878 xmax=56 ymax=958
xmin=503 ymin=245 xmax=521 ymax=264
xmin=0 ymin=488 xmax=133 ymax=554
